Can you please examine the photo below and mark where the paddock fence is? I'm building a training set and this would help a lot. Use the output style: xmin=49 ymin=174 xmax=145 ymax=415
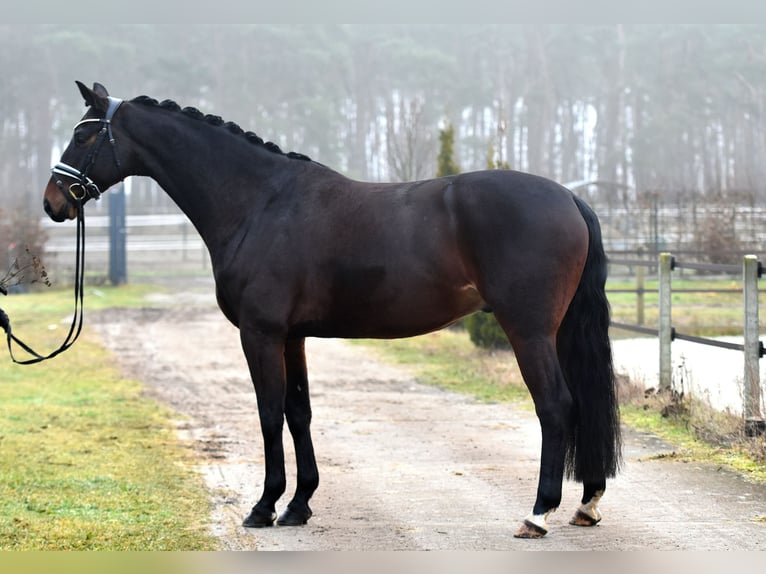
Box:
xmin=40 ymin=212 xmax=209 ymax=283
xmin=609 ymin=253 xmax=764 ymax=432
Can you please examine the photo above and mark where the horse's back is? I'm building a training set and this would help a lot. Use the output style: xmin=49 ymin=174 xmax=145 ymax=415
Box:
xmin=447 ymin=169 xmax=587 ymax=265
xmin=448 ymin=170 xmax=583 ymax=232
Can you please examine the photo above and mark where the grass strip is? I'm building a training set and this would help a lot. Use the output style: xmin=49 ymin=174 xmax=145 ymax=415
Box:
xmin=607 ymin=276 xmax=766 ymax=337
xmin=0 ymin=286 xmax=216 ymax=550
xmin=619 ymin=405 xmax=766 ymax=483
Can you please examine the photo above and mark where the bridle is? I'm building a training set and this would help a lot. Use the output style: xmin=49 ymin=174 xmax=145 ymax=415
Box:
xmin=0 ymin=96 xmax=124 ymax=364
xmin=51 ymin=96 xmax=124 ymax=203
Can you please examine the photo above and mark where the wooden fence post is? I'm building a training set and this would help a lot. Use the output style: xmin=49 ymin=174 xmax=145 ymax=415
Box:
xmin=108 ymin=183 xmax=127 ymax=286
xmin=743 ymin=255 xmax=764 ymax=432
xmin=659 ymin=253 xmax=673 ymax=392
xmin=637 ymin=261 xmax=645 ymax=326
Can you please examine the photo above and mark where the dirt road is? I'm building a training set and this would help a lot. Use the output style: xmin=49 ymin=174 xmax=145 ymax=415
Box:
xmin=92 ymin=289 xmax=766 ymax=550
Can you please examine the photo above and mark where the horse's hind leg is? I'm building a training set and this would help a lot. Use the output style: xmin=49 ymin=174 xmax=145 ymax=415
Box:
xmin=570 ymin=479 xmax=606 ymax=527
xmin=278 ymin=337 xmax=319 ymax=526
xmin=503 ymin=333 xmax=574 ymax=539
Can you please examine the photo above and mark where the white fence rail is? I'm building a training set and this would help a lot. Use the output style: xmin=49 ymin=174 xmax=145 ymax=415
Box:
xmin=41 ymin=213 xmax=208 ymax=279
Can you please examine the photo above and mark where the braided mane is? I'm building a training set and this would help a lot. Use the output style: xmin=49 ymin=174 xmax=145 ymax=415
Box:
xmin=130 ymin=95 xmax=311 ymax=162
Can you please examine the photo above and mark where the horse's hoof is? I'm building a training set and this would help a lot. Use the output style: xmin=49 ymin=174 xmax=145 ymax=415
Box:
xmin=242 ymin=507 xmax=277 ymax=528
xmin=513 ymin=519 xmax=548 ymax=539
xmin=277 ymin=504 xmax=312 ymax=526
xmin=569 ymin=509 xmax=601 ymax=527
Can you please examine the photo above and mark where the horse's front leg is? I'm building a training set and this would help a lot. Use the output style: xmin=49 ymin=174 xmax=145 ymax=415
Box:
xmin=277 ymin=337 xmax=319 ymax=526
xmin=240 ymin=329 xmax=288 ymax=528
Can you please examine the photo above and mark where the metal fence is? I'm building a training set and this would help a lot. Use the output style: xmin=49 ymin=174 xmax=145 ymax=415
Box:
xmin=593 ymin=193 xmax=766 ymax=260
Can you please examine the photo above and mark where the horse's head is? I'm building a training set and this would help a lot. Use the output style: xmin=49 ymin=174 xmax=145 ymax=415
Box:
xmin=43 ymin=81 xmax=125 ymax=222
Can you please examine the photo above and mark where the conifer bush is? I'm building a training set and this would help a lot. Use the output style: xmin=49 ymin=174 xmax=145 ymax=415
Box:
xmin=463 ymin=312 xmax=511 ymax=350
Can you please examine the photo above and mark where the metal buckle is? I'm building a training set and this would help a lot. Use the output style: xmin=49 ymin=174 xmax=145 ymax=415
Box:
xmin=68 ymin=182 xmax=88 ymax=202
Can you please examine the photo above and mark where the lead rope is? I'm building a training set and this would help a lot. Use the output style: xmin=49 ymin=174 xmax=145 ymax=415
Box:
xmin=1 ymin=95 xmax=122 ymax=364
xmin=0 ymin=203 xmax=87 ymax=364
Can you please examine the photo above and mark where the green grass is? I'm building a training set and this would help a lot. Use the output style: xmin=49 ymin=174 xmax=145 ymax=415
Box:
xmin=607 ymin=276 xmax=766 ymax=337
xmin=5 ymin=283 xmax=164 ymax=315
xmin=620 ymin=405 xmax=766 ymax=483
xmin=0 ymin=286 xmax=216 ymax=550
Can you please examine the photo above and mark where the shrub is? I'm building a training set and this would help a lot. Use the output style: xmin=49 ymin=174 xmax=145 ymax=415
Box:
xmin=0 ymin=205 xmax=49 ymax=292
xmin=463 ymin=312 xmax=511 ymax=350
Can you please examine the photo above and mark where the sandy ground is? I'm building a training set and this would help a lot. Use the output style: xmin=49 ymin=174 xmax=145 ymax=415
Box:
xmin=91 ymin=289 xmax=766 ymax=550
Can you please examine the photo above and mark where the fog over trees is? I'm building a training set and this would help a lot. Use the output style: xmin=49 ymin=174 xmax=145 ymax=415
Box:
xmin=2 ymin=24 xmax=765 ymax=217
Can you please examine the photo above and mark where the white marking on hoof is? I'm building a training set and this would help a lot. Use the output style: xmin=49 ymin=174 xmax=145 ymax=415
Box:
xmin=525 ymin=509 xmax=555 ymax=531
xmin=514 ymin=508 xmax=556 ymax=538
xmin=570 ymin=490 xmax=603 ymax=526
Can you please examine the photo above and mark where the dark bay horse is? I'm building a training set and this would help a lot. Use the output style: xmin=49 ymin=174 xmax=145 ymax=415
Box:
xmin=43 ymin=82 xmax=621 ymax=539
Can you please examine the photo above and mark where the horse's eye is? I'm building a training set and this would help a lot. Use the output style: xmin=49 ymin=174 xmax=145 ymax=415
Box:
xmin=73 ymin=130 xmax=87 ymax=146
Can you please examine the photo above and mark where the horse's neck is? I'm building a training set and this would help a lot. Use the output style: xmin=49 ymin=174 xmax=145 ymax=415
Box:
xmin=129 ymin=111 xmax=280 ymax=250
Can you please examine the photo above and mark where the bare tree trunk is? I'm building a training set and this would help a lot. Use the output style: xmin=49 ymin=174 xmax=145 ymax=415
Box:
xmin=385 ymin=94 xmax=436 ymax=182
xmin=349 ymin=45 xmax=372 ymax=180
xmin=503 ymin=92 xmax=517 ymax=171
xmin=597 ymin=24 xmax=625 ymax=209
xmin=524 ymin=28 xmax=553 ymax=176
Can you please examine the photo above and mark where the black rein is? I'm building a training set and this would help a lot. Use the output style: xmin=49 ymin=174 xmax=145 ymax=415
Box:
xmin=0 ymin=97 xmax=123 ymax=365
xmin=1 ymin=206 xmax=86 ymax=364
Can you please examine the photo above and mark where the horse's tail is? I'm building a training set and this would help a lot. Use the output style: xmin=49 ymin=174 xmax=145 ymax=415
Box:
xmin=558 ymin=194 xmax=622 ymax=483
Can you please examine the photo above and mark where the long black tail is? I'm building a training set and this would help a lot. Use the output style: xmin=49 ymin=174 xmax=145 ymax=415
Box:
xmin=557 ymin=194 xmax=622 ymax=483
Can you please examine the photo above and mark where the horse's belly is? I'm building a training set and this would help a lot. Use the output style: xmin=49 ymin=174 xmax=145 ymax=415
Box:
xmin=291 ymin=284 xmax=486 ymax=340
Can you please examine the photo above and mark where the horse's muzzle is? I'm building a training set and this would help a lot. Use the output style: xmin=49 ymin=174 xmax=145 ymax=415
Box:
xmin=43 ymin=179 xmax=77 ymax=222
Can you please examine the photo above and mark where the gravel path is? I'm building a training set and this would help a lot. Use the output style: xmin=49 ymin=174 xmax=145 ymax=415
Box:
xmin=92 ymin=293 xmax=766 ymax=550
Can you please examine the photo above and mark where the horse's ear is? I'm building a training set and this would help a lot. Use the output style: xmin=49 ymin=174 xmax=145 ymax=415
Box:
xmin=92 ymin=82 xmax=109 ymax=98
xmin=75 ymin=81 xmax=109 ymax=112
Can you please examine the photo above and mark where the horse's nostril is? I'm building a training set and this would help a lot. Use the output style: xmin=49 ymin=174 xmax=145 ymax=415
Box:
xmin=43 ymin=198 xmax=62 ymax=221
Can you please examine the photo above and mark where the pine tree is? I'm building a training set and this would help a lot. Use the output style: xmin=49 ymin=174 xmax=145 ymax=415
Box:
xmin=436 ymin=123 xmax=460 ymax=177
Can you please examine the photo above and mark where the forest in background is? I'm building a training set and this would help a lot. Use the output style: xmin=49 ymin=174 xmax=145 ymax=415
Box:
xmin=2 ymin=24 xmax=766 ymax=265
